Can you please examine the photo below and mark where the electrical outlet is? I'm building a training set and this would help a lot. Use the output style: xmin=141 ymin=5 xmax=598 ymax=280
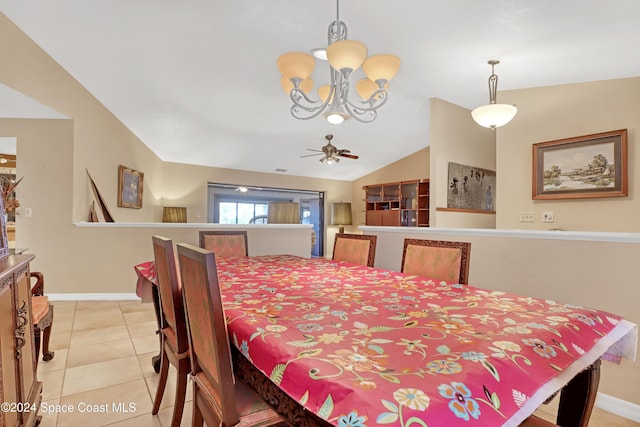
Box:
xmin=25 ymin=208 xmax=32 ymax=218
xmin=519 ymin=212 xmax=534 ymax=222
xmin=542 ymin=211 xmax=554 ymax=223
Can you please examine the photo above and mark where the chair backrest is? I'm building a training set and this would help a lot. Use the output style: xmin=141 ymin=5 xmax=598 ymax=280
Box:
xmin=401 ymin=238 xmax=471 ymax=284
xmin=152 ymin=236 xmax=189 ymax=354
xmin=332 ymin=233 xmax=377 ymax=267
xmin=199 ymin=230 xmax=248 ymax=257
xmin=176 ymin=243 xmax=239 ymax=426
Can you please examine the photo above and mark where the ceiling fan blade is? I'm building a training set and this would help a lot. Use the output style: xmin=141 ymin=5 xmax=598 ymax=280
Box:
xmin=337 ymin=153 xmax=359 ymax=159
xmin=337 ymin=149 xmax=351 ymax=154
xmin=300 ymin=153 xmax=323 ymax=158
xmin=306 ymin=148 xmax=323 ymax=152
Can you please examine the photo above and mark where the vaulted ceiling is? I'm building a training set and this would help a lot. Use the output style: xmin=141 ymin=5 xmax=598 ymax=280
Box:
xmin=1 ymin=1 xmax=638 ymax=180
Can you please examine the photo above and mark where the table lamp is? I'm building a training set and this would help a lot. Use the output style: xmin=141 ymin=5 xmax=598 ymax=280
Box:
xmin=331 ymin=202 xmax=352 ymax=234
xmin=267 ymin=202 xmax=300 ymax=224
xmin=162 ymin=206 xmax=187 ymax=223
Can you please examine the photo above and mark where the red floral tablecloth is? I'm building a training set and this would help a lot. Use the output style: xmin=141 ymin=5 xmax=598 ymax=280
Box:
xmin=215 ymin=255 xmax=636 ymax=427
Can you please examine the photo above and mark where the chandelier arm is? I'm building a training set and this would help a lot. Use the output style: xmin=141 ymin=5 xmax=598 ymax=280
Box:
xmin=346 ymin=89 xmax=389 ymax=112
xmin=289 ymin=85 xmax=335 ymax=120
xmin=343 ymin=101 xmax=378 ymax=123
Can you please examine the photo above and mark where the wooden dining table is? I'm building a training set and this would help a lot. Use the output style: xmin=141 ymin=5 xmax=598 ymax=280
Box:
xmin=213 ymin=255 xmax=637 ymax=427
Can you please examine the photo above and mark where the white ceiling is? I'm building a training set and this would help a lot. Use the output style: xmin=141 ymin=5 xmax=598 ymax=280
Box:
xmin=0 ymin=1 xmax=638 ymax=181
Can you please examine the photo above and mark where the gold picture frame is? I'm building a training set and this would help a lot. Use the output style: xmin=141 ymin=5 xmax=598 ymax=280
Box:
xmin=117 ymin=165 xmax=144 ymax=209
xmin=532 ymin=129 xmax=628 ymax=200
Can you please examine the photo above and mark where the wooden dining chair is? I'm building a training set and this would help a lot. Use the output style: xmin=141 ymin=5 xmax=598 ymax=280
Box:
xmin=30 ymin=272 xmax=54 ymax=368
xmin=401 ymin=238 xmax=471 ymax=284
xmin=198 ymin=230 xmax=248 ymax=257
xmin=332 ymin=233 xmax=377 ymax=267
xmin=151 ymin=236 xmax=190 ymax=427
xmin=176 ymin=243 xmax=287 ymax=427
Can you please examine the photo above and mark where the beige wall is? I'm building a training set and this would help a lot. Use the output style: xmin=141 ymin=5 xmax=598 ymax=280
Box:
xmin=363 ymin=226 xmax=639 ymax=406
xmin=0 ymin=13 xmax=350 ymax=295
xmin=350 ymin=147 xmax=430 ymax=228
xmin=429 ymin=98 xmax=496 ymax=228
xmin=497 ymin=77 xmax=640 ymax=231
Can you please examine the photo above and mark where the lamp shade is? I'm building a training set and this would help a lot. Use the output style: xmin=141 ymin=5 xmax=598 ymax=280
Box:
xmin=277 ymin=52 xmax=316 ymax=80
xmin=362 ymin=54 xmax=400 ymax=82
xmin=280 ymin=76 xmax=314 ymax=95
xmin=318 ymin=85 xmax=333 ymax=103
xmin=356 ymin=78 xmax=389 ymax=101
xmin=331 ymin=202 xmax=352 ymax=226
xmin=326 ymin=40 xmax=367 ymax=73
xmin=267 ymin=202 xmax=300 ymax=224
xmin=471 ymin=103 xmax=518 ymax=129
xmin=162 ymin=207 xmax=187 ymax=223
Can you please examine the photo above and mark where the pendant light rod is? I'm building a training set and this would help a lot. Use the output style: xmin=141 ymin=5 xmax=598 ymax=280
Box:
xmin=487 ymin=59 xmax=499 ymax=104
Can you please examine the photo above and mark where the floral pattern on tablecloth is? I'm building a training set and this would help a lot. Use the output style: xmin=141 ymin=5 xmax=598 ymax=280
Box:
xmin=215 ymin=255 xmax=626 ymax=427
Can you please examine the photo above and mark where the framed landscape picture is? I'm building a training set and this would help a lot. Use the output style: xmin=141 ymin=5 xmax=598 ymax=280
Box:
xmin=532 ymin=129 xmax=627 ymax=200
xmin=117 ymin=165 xmax=144 ymax=208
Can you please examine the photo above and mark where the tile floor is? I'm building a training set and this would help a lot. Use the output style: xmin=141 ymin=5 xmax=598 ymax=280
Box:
xmin=35 ymin=300 xmax=638 ymax=426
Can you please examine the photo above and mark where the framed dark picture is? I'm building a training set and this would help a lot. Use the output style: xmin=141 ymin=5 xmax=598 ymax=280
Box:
xmin=117 ymin=165 xmax=144 ymax=209
xmin=532 ymin=129 xmax=628 ymax=200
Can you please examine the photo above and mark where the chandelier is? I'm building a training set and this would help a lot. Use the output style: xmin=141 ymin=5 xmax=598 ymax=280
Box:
xmin=471 ymin=60 xmax=518 ymax=129
xmin=277 ymin=0 xmax=400 ymax=125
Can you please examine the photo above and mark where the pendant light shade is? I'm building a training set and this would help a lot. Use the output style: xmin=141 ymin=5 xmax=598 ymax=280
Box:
xmin=471 ymin=103 xmax=518 ymax=129
xmin=471 ymin=60 xmax=517 ymax=129
xmin=326 ymin=40 xmax=368 ymax=74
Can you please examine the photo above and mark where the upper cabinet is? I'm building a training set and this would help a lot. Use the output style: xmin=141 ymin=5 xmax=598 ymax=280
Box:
xmin=364 ymin=180 xmax=429 ymax=227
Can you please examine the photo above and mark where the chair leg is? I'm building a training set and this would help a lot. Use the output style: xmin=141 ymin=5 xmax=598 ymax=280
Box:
xmin=192 ymin=383 xmax=204 ymax=427
xmin=169 ymin=358 xmax=189 ymax=427
xmin=152 ymin=346 xmax=169 ymax=415
xmin=42 ymin=305 xmax=55 ymax=362
xmin=33 ymin=326 xmax=42 ymax=368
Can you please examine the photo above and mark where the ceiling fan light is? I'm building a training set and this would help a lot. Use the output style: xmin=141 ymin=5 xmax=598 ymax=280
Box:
xmin=277 ymin=52 xmax=316 ymax=80
xmin=471 ymin=103 xmax=518 ymax=129
xmin=0 ymin=157 xmax=6 ymax=164
xmin=280 ymin=76 xmax=314 ymax=95
xmin=363 ymin=54 xmax=400 ymax=82
xmin=326 ymin=40 xmax=368 ymax=74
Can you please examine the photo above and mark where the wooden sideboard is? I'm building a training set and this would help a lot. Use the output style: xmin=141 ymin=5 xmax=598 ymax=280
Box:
xmin=0 ymin=254 xmax=42 ymax=427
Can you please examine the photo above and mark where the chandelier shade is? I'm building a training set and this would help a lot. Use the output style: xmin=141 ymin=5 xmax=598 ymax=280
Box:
xmin=326 ymin=39 xmax=368 ymax=74
xmin=277 ymin=0 xmax=399 ymax=124
xmin=280 ymin=76 xmax=314 ymax=95
xmin=363 ymin=54 xmax=401 ymax=82
xmin=356 ymin=79 xmax=388 ymax=101
xmin=277 ymin=52 xmax=316 ymax=80
xmin=472 ymin=59 xmax=517 ymax=129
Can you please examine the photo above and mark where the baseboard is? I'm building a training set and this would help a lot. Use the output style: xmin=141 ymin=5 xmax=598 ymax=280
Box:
xmin=47 ymin=293 xmax=140 ymax=301
xmin=596 ymin=392 xmax=640 ymax=422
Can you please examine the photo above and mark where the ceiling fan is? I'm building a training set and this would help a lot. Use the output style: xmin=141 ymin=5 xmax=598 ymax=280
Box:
xmin=300 ymin=135 xmax=359 ymax=165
